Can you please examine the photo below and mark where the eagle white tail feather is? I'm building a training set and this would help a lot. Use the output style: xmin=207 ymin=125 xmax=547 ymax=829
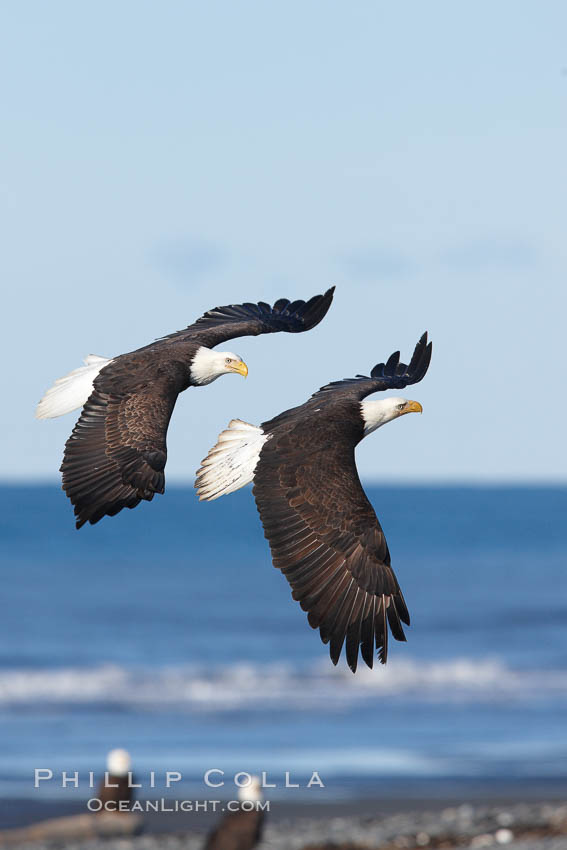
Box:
xmin=35 ymin=355 xmax=112 ymax=419
xmin=196 ymin=419 xmax=269 ymax=501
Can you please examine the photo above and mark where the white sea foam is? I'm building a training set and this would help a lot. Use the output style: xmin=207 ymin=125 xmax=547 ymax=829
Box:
xmin=0 ymin=657 xmax=566 ymax=712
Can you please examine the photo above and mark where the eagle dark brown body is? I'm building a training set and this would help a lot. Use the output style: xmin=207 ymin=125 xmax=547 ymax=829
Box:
xmin=204 ymin=804 xmax=265 ymax=850
xmin=96 ymin=773 xmax=133 ymax=812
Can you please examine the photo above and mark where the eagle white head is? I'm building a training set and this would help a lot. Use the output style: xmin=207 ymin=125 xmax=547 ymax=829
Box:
xmin=106 ymin=748 xmax=131 ymax=777
xmin=237 ymin=775 xmax=263 ymax=803
xmin=190 ymin=347 xmax=249 ymax=385
xmin=360 ymin=396 xmax=423 ymax=436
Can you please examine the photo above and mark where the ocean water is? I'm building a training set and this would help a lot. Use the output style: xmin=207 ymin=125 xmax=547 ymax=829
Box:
xmin=0 ymin=484 xmax=566 ymax=802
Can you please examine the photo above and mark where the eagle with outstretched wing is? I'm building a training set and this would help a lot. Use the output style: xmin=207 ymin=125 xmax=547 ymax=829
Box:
xmin=197 ymin=332 xmax=432 ymax=671
xmin=36 ymin=288 xmax=334 ymax=528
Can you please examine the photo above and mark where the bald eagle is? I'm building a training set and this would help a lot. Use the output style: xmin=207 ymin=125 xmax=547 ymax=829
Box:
xmin=36 ymin=288 xmax=334 ymax=528
xmin=197 ymin=333 xmax=432 ymax=672
xmin=96 ymin=749 xmax=134 ymax=812
xmin=204 ymin=777 xmax=265 ymax=850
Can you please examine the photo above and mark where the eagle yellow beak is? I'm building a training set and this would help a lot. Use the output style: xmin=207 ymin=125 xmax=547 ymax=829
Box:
xmin=230 ymin=360 xmax=248 ymax=378
xmin=402 ymin=400 xmax=423 ymax=415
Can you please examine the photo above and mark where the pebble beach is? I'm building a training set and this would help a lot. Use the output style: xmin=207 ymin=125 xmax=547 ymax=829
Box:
xmin=1 ymin=801 xmax=566 ymax=850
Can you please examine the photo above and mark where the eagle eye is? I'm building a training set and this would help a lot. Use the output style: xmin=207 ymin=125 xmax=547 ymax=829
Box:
xmin=397 ymin=403 xmax=405 ymax=410
xmin=225 ymin=357 xmax=233 ymax=364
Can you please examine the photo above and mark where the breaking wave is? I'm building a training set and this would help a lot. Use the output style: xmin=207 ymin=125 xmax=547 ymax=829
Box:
xmin=0 ymin=657 xmax=566 ymax=712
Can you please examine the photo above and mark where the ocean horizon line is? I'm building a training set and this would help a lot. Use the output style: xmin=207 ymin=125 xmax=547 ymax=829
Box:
xmin=1 ymin=478 xmax=566 ymax=489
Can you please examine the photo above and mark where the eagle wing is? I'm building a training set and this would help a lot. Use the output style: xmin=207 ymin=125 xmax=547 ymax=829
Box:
xmin=309 ymin=331 xmax=432 ymax=403
xmin=253 ymin=429 xmax=409 ymax=672
xmin=60 ymin=359 xmax=184 ymax=528
xmin=153 ymin=287 xmax=334 ymax=349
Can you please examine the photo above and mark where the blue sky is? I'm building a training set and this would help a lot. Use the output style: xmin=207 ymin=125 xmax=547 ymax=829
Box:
xmin=2 ymin=1 xmax=566 ymax=482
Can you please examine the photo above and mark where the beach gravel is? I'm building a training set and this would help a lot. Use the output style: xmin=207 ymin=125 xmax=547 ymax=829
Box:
xmin=1 ymin=803 xmax=566 ymax=850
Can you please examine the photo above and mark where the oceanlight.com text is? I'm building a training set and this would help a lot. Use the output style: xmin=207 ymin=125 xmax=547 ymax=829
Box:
xmin=87 ymin=798 xmax=270 ymax=814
